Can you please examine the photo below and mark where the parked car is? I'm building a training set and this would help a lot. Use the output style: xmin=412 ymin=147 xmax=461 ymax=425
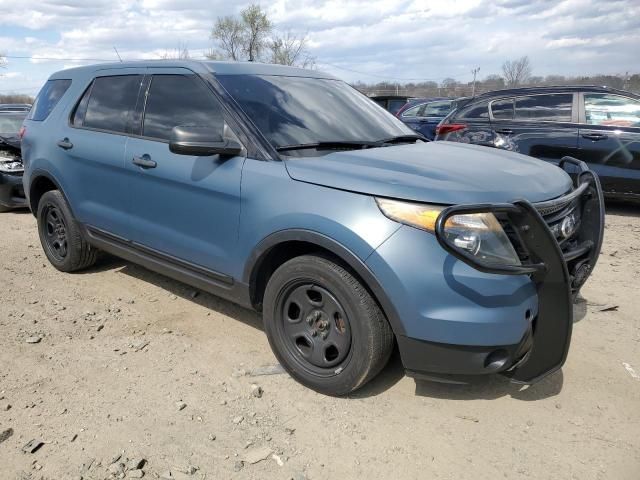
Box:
xmin=435 ymin=86 xmax=640 ymax=201
xmin=397 ymin=97 xmax=469 ymax=140
xmin=0 ymin=110 xmax=28 ymax=212
xmin=22 ymin=61 xmax=604 ymax=395
xmin=0 ymin=103 xmax=32 ymax=112
xmin=370 ymin=95 xmax=413 ymax=115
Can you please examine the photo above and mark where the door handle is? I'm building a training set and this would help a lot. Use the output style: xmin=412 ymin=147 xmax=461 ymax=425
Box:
xmin=495 ymin=129 xmax=513 ymax=134
xmin=132 ymin=155 xmax=157 ymax=169
xmin=581 ymin=133 xmax=608 ymax=141
xmin=57 ymin=138 xmax=73 ymax=150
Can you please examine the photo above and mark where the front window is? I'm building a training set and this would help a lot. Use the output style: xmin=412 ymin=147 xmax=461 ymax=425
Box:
xmin=584 ymin=94 xmax=640 ymax=127
xmin=143 ymin=75 xmax=224 ymax=141
xmin=217 ymin=75 xmax=414 ymax=152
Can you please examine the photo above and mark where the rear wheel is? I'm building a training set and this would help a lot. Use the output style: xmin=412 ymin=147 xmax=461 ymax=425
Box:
xmin=37 ymin=190 xmax=98 ymax=272
xmin=263 ymin=254 xmax=394 ymax=396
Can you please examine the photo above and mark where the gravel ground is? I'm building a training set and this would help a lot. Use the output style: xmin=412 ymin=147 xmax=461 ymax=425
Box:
xmin=1 ymin=204 xmax=639 ymax=480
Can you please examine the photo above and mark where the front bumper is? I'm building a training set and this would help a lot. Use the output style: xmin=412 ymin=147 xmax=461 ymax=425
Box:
xmin=436 ymin=158 xmax=603 ymax=383
xmin=373 ymin=158 xmax=604 ymax=384
xmin=0 ymin=170 xmax=26 ymax=209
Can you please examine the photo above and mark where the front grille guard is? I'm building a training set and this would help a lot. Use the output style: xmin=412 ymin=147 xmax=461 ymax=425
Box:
xmin=434 ymin=157 xmax=605 ymax=384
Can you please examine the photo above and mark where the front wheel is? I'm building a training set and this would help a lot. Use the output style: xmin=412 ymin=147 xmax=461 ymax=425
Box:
xmin=263 ymin=255 xmax=394 ymax=396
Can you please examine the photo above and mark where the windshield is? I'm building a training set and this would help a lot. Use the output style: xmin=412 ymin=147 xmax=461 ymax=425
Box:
xmin=217 ymin=74 xmax=414 ymax=151
xmin=0 ymin=114 xmax=26 ymax=136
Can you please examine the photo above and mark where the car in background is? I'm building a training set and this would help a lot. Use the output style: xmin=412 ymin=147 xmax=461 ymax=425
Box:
xmin=435 ymin=86 xmax=640 ymax=201
xmin=370 ymin=95 xmax=413 ymax=115
xmin=0 ymin=103 xmax=32 ymax=113
xmin=0 ymin=109 xmax=27 ymax=211
xmin=397 ymin=97 xmax=469 ymax=140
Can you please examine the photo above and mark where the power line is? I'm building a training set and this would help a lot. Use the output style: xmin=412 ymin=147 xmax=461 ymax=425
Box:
xmin=2 ymin=54 xmax=116 ymax=62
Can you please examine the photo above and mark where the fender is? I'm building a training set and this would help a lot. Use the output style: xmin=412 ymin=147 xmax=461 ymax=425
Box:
xmin=26 ymin=168 xmax=73 ymax=216
xmin=243 ymin=229 xmax=405 ymax=336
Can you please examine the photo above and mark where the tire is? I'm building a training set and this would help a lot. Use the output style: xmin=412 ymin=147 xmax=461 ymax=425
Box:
xmin=263 ymin=254 xmax=394 ymax=396
xmin=37 ymin=190 xmax=98 ymax=272
xmin=0 ymin=204 xmax=12 ymax=213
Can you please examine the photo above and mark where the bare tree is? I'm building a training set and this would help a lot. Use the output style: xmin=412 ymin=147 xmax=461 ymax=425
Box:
xmin=211 ymin=16 xmax=245 ymax=61
xmin=502 ymin=56 xmax=532 ymax=87
xmin=160 ymin=44 xmax=191 ymax=59
xmin=269 ymin=31 xmax=315 ymax=67
xmin=241 ymin=4 xmax=272 ymax=62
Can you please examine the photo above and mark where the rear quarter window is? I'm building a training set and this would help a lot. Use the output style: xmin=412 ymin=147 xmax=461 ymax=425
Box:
xmin=28 ymin=79 xmax=72 ymax=121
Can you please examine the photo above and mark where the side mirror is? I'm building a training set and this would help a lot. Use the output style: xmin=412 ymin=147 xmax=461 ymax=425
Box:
xmin=169 ymin=125 xmax=243 ymax=157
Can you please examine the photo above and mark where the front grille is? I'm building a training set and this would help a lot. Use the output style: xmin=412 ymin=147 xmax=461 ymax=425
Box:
xmin=499 ymin=187 xmax=585 ymax=263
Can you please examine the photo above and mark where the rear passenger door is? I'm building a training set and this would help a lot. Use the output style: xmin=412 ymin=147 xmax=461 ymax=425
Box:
xmin=124 ymin=69 xmax=245 ymax=277
xmin=64 ymin=69 xmax=145 ymax=237
xmin=577 ymin=92 xmax=640 ymax=197
xmin=489 ymin=93 xmax=580 ymax=162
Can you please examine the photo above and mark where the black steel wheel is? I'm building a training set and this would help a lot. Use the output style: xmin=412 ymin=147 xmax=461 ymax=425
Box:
xmin=263 ymin=254 xmax=394 ymax=396
xmin=277 ymin=282 xmax=353 ymax=375
xmin=37 ymin=190 xmax=98 ymax=272
xmin=42 ymin=203 xmax=68 ymax=262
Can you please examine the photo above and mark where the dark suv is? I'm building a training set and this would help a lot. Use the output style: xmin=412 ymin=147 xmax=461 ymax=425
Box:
xmin=435 ymin=86 xmax=640 ymax=201
xmin=21 ymin=61 xmax=604 ymax=395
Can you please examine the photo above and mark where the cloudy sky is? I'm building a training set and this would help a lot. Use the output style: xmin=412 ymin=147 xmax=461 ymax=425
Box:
xmin=0 ymin=0 xmax=639 ymax=95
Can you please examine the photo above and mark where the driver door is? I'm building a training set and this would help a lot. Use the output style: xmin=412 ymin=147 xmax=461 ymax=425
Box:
xmin=124 ymin=68 xmax=245 ymax=277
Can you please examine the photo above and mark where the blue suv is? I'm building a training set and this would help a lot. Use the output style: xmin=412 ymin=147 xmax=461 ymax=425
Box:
xmin=21 ymin=61 xmax=604 ymax=395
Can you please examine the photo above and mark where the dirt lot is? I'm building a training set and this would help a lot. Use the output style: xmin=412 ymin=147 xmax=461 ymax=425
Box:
xmin=1 ymin=205 xmax=639 ymax=480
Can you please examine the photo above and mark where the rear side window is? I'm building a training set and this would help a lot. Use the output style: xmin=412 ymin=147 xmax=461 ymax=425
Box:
xmin=456 ymin=101 xmax=489 ymax=120
xmin=514 ymin=94 xmax=572 ymax=122
xmin=423 ymin=100 xmax=453 ymax=116
xmin=401 ymin=104 xmax=422 ymax=118
xmin=584 ymin=94 xmax=640 ymax=127
xmin=28 ymin=79 xmax=71 ymax=121
xmin=142 ymin=75 xmax=223 ymax=141
xmin=491 ymin=99 xmax=514 ymax=120
xmin=79 ymin=75 xmax=142 ymax=134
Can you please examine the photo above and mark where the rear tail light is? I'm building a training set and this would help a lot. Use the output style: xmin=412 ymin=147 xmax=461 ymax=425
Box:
xmin=435 ymin=123 xmax=466 ymax=136
xmin=18 ymin=126 xmax=26 ymax=140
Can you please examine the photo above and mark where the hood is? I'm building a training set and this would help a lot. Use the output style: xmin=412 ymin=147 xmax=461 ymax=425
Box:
xmin=284 ymin=141 xmax=572 ymax=205
xmin=0 ymin=134 xmax=21 ymax=150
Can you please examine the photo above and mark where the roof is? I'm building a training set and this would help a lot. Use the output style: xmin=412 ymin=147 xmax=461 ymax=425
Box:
xmin=472 ymin=85 xmax=638 ymax=100
xmin=50 ymin=60 xmax=336 ymax=80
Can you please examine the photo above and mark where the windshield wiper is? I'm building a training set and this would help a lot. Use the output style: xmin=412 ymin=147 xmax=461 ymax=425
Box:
xmin=276 ymin=141 xmax=379 ymax=153
xmin=373 ymin=134 xmax=426 ymax=145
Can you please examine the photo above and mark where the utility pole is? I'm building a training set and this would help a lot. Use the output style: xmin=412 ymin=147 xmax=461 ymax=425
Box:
xmin=471 ymin=67 xmax=480 ymax=97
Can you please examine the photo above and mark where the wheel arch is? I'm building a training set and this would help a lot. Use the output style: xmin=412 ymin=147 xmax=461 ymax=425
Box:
xmin=244 ymin=229 xmax=405 ymax=336
xmin=28 ymin=169 xmax=67 ymax=216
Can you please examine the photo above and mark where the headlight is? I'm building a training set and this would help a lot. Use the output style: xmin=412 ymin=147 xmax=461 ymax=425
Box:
xmin=0 ymin=161 xmax=24 ymax=173
xmin=376 ymin=198 xmax=521 ymax=266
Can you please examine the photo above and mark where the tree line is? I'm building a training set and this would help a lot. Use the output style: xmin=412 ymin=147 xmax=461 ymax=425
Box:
xmin=355 ymin=56 xmax=640 ymax=98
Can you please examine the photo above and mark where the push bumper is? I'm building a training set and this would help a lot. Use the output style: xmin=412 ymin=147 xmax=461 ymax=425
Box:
xmin=0 ymin=171 xmax=27 ymax=210
xmin=418 ymin=157 xmax=604 ymax=384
